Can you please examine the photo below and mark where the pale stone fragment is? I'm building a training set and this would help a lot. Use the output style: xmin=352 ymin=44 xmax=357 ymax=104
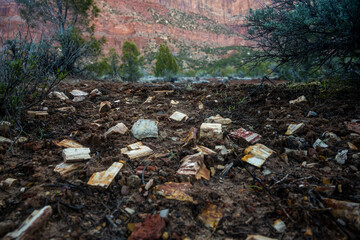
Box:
xmin=87 ymin=162 xmax=124 ymax=188
xmin=289 ymin=95 xmax=306 ymax=104
xmin=0 ymin=136 xmax=27 ymax=144
xmin=132 ymin=119 xmax=158 ymax=140
xmin=53 ymin=139 xmax=84 ymax=148
xmin=72 ymin=96 xmax=86 ymax=102
xmin=144 ymin=96 xmax=154 ymax=103
xmin=90 ymin=89 xmax=102 ymax=96
xmin=70 ymin=89 xmax=88 ymax=97
xmin=323 ymin=198 xmax=360 ymax=231
xmin=194 ymin=145 xmax=216 ymax=155
xmin=27 ymin=111 xmax=48 ymax=116
xmin=170 ymin=111 xmax=188 ymax=122
xmin=273 ymin=219 xmax=286 ymax=233
xmin=104 ymin=123 xmax=128 ymax=137
xmin=205 ymin=114 xmax=232 ymax=125
xmin=5 ymin=206 xmax=52 ymax=240
xmin=62 ymin=148 xmax=91 ymax=162
xmin=121 ymin=142 xmax=153 ymax=159
xmin=54 ymin=162 xmax=82 ymax=176
xmin=285 ymin=123 xmax=304 ymax=135
xmin=215 ymin=145 xmax=231 ymax=156
xmin=50 ymin=91 xmax=69 ymax=101
xmin=3 ymin=178 xmax=17 ymax=187
xmin=242 ymin=143 xmax=274 ymax=167
xmin=56 ymin=106 xmax=76 ymax=112
xmin=200 ymin=123 xmax=222 ymax=140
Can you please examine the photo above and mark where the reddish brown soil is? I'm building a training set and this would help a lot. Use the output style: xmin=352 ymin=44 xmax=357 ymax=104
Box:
xmin=1 ymin=80 xmax=360 ymax=239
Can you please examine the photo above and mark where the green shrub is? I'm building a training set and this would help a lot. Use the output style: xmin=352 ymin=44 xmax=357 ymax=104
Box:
xmin=246 ymin=0 xmax=360 ymax=78
xmin=120 ymin=41 xmax=144 ymax=82
xmin=0 ymin=34 xmax=67 ymax=140
xmin=86 ymin=48 xmax=120 ymax=79
xmin=16 ymin=0 xmax=105 ymax=74
xmin=154 ymin=44 xmax=179 ymax=78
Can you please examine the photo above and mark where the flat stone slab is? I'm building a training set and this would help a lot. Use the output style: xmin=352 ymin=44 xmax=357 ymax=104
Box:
xmin=132 ymin=119 xmax=158 ymax=140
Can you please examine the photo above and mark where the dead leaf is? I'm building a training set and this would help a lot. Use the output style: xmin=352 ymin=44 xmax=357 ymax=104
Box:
xmin=53 ymin=139 xmax=84 ymax=148
xmin=154 ymin=182 xmax=195 ymax=203
xmin=198 ymin=203 xmax=223 ymax=229
xmin=183 ymin=127 xmax=197 ymax=147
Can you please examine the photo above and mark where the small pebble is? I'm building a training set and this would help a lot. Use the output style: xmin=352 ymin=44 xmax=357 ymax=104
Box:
xmin=262 ymin=169 xmax=272 ymax=176
xmin=159 ymin=169 xmax=168 ymax=177
xmin=273 ymin=219 xmax=286 ymax=233
xmin=3 ymin=178 xmax=17 ymax=187
xmin=349 ymin=165 xmax=358 ymax=172
xmin=125 ymin=208 xmax=135 ymax=215
xmin=145 ymin=179 xmax=154 ymax=190
xmin=127 ymin=175 xmax=141 ymax=188
xmin=307 ymin=111 xmax=318 ymax=117
xmin=336 ymin=218 xmax=346 ymax=226
xmin=159 ymin=209 xmax=169 ymax=218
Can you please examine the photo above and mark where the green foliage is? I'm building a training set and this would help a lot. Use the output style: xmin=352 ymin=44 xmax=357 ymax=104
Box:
xmin=318 ymin=77 xmax=349 ymax=98
xmin=154 ymin=44 xmax=179 ymax=77
xmin=221 ymin=66 xmax=236 ymax=77
xmin=86 ymin=57 xmax=111 ymax=77
xmin=16 ymin=0 xmax=100 ymax=33
xmin=246 ymin=0 xmax=360 ymax=78
xmin=55 ymin=27 xmax=106 ymax=73
xmin=202 ymin=47 xmax=276 ymax=78
xmin=16 ymin=0 xmax=104 ymax=74
xmin=108 ymin=48 xmax=120 ymax=77
xmin=0 ymin=35 xmax=67 ymax=138
xmin=86 ymin=48 xmax=120 ymax=79
xmin=148 ymin=8 xmax=234 ymax=35
xmin=120 ymin=41 xmax=144 ymax=82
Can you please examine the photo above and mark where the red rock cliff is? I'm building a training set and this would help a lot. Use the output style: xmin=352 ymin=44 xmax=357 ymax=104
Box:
xmin=0 ymin=0 xmax=264 ymax=64
xmin=0 ymin=0 xmax=22 ymax=34
xmin=141 ymin=0 xmax=264 ymax=23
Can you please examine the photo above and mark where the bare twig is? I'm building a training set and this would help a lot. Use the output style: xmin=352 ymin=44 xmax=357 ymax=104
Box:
xmin=238 ymin=159 xmax=295 ymax=223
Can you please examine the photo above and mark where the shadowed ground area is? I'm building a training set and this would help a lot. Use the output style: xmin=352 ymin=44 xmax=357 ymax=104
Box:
xmin=1 ymin=79 xmax=360 ymax=239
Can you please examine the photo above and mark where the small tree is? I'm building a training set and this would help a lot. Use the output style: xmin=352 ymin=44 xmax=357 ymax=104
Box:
xmin=0 ymin=32 xmax=67 ymax=145
xmin=120 ymin=40 xmax=144 ymax=82
xmin=154 ymin=44 xmax=179 ymax=77
xmin=15 ymin=0 xmax=104 ymax=73
xmin=85 ymin=48 xmax=121 ymax=79
xmin=245 ymin=0 xmax=360 ymax=78
xmin=108 ymin=48 xmax=120 ymax=77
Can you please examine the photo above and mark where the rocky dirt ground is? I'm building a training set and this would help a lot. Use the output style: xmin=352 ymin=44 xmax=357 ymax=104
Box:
xmin=1 ymin=79 xmax=360 ymax=240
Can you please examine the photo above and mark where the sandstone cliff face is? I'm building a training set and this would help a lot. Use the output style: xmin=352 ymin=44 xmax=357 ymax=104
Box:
xmin=95 ymin=0 xmax=262 ymax=51
xmin=0 ymin=0 xmax=22 ymax=34
xmin=143 ymin=0 xmax=264 ymax=23
xmin=0 ymin=0 xmax=263 ymax=68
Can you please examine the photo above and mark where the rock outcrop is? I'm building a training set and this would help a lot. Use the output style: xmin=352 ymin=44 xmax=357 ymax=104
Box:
xmin=0 ymin=0 xmax=265 ymax=65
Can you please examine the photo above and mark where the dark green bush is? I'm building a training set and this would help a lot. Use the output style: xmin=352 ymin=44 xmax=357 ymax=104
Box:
xmin=246 ymin=0 xmax=360 ymax=79
xmin=120 ymin=41 xmax=144 ymax=82
xmin=0 ymin=33 xmax=67 ymax=139
xmin=154 ymin=44 xmax=179 ymax=78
